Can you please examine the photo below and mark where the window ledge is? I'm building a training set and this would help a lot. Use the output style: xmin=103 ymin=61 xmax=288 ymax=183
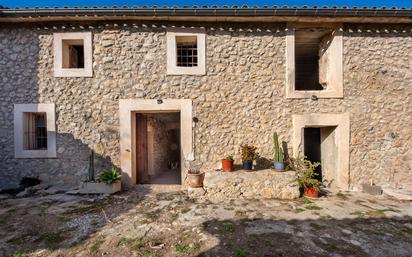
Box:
xmin=286 ymin=89 xmax=344 ymax=99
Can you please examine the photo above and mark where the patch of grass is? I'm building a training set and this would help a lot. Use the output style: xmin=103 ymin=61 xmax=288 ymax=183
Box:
xmin=310 ymin=222 xmax=322 ymax=229
xmin=305 ymin=204 xmax=322 ymax=210
xmin=403 ymin=228 xmax=412 ymax=235
xmin=350 ymin=208 xmax=399 ymax=218
xmin=43 ymin=232 xmax=65 ymax=249
xmin=10 ymin=253 xmax=24 ymax=257
xmin=180 ymin=207 xmax=191 ymax=214
xmin=219 ymin=222 xmax=236 ymax=233
xmin=175 ymin=243 xmax=190 ymax=254
xmin=7 ymin=208 xmax=17 ymax=213
xmin=90 ymin=239 xmax=103 ymax=253
xmin=7 ymin=236 xmax=25 ymax=245
xmin=170 ymin=213 xmax=178 ymax=221
xmin=320 ymin=242 xmax=337 ymax=251
xmin=336 ymin=192 xmax=348 ymax=200
xmin=234 ymin=248 xmax=247 ymax=257
xmin=294 ymin=208 xmax=305 ymax=213
xmin=302 ymin=198 xmax=313 ymax=204
xmin=144 ymin=211 xmax=160 ymax=221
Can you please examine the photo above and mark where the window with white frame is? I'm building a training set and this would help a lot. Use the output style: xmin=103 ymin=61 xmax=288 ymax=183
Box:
xmin=286 ymin=23 xmax=343 ymax=99
xmin=14 ymin=104 xmax=56 ymax=158
xmin=166 ymin=29 xmax=206 ymax=75
xmin=54 ymin=32 xmax=92 ymax=77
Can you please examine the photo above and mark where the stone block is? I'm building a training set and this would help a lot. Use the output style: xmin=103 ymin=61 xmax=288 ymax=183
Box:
xmin=79 ymin=181 xmax=121 ymax=194
xmin=203 ymin=169 xmax=300 ymax=200
xmin=361 ymin=184 xmax=382 ymax=195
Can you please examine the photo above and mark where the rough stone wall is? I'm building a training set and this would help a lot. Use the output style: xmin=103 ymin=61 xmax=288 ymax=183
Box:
xmin=0 ymin=22 xmax=410 ymax=190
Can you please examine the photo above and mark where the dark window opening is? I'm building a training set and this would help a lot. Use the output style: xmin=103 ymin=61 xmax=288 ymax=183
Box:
xmin=304 ymin=127 xmax=322 ymax=181
xmin=24 ymin=113 xmax=47 ymax=150
xmin=176 ymin=36 xmax=198 ymax=67
xmin=62 ymin=39 xmax=85 ymax=69
xmin=295 ymin=29 xmax=331 ymax=91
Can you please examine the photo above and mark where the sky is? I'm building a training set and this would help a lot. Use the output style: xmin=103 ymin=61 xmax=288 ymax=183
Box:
xmin=1 ymin=0 xmax=411 ymax=8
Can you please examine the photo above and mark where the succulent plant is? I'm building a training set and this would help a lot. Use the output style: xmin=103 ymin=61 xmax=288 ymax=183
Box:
xmin=100 ymin=167 xmax=122 ymax=184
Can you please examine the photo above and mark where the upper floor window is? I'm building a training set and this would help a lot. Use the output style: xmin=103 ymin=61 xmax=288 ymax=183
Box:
xmin=53 ymin=32 xmax=92 ymax=77
xmin=14 ymin=104 xmax=56 ymax=158
xmin=166 ymin=29 xmax=206 ymax=75
xmin=286 ymin=23 xmax=343 ymax=98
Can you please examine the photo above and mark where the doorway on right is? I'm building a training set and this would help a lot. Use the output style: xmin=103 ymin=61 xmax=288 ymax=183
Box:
xmin=304 ymin=126 xmax=338 ymax=188
xmin=293 ymin=113 xmax=350 ymax=191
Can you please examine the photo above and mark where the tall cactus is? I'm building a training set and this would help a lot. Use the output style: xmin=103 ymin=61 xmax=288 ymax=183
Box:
xmin=88 ymin=150 xmax=95 ymax=182
xmin=273 ymin=132 xmax=283 ymax=162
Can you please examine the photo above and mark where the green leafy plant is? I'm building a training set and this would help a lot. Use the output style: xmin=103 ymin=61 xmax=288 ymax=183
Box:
xmin=100 ymin=167 xmax=122 ymax=184
xmin=273 ymin=132 xmax=283 ymax=162
xmin=290 ymin=157 xmax=322 ymax=190
xmin=239 ymin=144 xmax=259 ymax=161
xmin=223 ymin=155 xmax=234 ymax=161
xmin=88 ymin=150 xmax=95 ymax=182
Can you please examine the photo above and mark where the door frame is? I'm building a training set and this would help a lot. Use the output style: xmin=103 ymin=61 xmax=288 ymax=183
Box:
xmin=119 ymin=99 xmax=193 ymax=188
xmin=292 ymin=113 xmax=350 ymax=190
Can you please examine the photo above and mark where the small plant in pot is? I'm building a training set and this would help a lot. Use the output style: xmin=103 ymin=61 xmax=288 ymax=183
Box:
xmin=186 ymin=162 xmax=205 ymax=188
xmin=291 ymin=157 xmax=322 ymax=198
xmin=80 ymin=150 xmax=122 ymax=194
xmin=240 ymin=144 xmax=258 ymax=171
xmin=273 ymin=132 xmax=285 ymax=171
xmin=221 ymin=155 xmax=234 ymax=172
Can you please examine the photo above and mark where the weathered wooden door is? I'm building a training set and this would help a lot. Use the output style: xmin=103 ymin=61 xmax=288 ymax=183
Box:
xmin=136 ymin=113 xmax=149 ymax=183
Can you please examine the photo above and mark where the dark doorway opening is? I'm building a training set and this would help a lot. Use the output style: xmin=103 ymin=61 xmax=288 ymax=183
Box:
xmin=304 ymin=128 xmax=322 ymax=181
xmin=136 ymin=112 xmax=181 ymax=185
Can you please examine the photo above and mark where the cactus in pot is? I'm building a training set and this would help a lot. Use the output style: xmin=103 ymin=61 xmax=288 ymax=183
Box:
xmin=273 ymin=132 xmax=285 ymax=171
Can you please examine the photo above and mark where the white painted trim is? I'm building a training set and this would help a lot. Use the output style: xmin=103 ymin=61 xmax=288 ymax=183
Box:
xmin=119 ymin=99 xmax=193 ymax=188
xmin=14 ymin=104 xmax=56 ymax=158
xmin=166 ymin=28 xmax=206 ymax=75
xmin=53 ymin=32 xmax=93 ymax=77
xmin=285 ymin=24 xmax=343 ymax=99
xmin=292 ymin=113 xmax=350 ymax=190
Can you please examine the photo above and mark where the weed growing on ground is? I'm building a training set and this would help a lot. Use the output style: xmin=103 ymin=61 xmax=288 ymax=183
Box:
xmin=43 ymin=232 xmax=65 ymax=249
xmin=304 ymin=204 xmax=322 ymax=210
xmin=10 ymin=253 xmax=24 ymax=257
xmin=234 ymin=248 xmax=247 ymax=257
xmin=336 ymin=192 xmax=348 ymax=200
xmin=219 ymin=222 xmax=236 ymax=233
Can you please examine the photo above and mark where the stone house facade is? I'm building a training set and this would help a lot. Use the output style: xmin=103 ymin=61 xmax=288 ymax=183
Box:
xmin=0 ymin=6 xmax=411 ymax=192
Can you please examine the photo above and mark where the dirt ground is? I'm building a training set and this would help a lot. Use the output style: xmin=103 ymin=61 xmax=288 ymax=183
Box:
xmin=0 ymin=188 xmax=411 ymax=257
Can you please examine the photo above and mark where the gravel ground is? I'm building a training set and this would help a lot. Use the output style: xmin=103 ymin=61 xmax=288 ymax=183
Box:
xmin=0 ymin=189 xmax=411 ymax=257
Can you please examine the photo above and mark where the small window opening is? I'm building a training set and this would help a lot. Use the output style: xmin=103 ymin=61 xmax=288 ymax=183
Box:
xmin=23 ymin=113 xmax=47 ymax=150
xmin=176 ymin=36 xmax=198 ymax=67
xmin=295 ymin=28 xmax=332 ymax=91
xmin=62 ymin=39 xmax=85 ymax=68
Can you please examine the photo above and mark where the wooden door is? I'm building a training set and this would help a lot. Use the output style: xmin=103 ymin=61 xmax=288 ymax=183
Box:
xmin=136 ymin=113 xmax=149 ymax=183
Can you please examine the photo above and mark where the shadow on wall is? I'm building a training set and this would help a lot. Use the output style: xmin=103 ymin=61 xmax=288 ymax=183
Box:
xmin=1 ymin=132 xmax=121 ymax=191
xmin=197 ymin=216 xmax=412 ymax=257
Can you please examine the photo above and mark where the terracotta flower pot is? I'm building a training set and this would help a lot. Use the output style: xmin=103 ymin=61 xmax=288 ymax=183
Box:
xmin=222 ymin=159 xmax=234 ymax=172
xmin=187 ymin=172 xmax=205 ymax=188
xmin=304 ymin=186 xmax=319 ymax=198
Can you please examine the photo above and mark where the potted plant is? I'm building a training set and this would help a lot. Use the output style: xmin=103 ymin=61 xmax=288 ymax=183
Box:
xmin=273 ymin=132 xmax=285 ymax=171
xmin=80 ymin=151 xmax=122 ymax=194
xmin=291 ymin=157 xmax=321 ymax=198
xmin=222 ymin=155 xmax=234 ymax=172
xmin=186 ymin=162 xmax=205 ymax=188
xmin=239 ymin=144 xmax=258 ymax=171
